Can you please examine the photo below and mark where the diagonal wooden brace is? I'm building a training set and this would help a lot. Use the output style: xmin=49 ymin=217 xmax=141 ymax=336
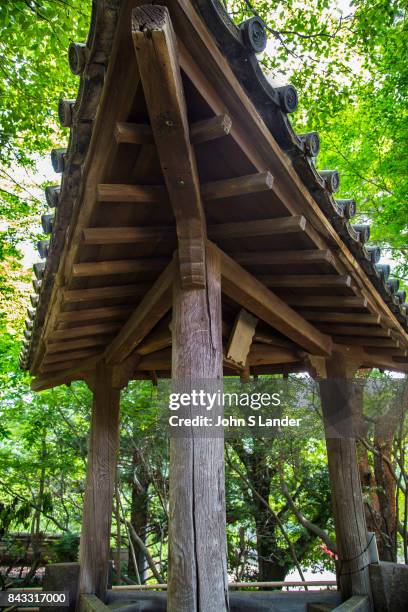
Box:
xmin=132 ymin=5 xmax=207 ymax=288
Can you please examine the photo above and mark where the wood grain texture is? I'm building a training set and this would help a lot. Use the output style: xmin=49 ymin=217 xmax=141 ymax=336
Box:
xmin=82 ymin=226 xmax=174 ymax=245
xmin=226 ymin=308 xmax=258 ymax=366
xmin=234 ymin=250 xmax=334 ymax=266
xmin=285 ymin=296 xmax=368 ymax=308
xmin=63 ymin=285 xmax=147 ymax=303
xmin=299 ymin=312 xmax=381 ymax=325
xmin=212 ymin=242 xmax=332 ymax=356
xmin=58 ymin=305 xmax=134 ymax=323
xmin=132 ymin=5 xmax=207 ymax=288
xmin=72 ymin=259 xmax=168 ymax=277
xmin=201 ymin=171 xmax=273 ymax=200
xmin=319 ymin=353 xmax=372 ymax=602
xmin=104 ymin=259 xmax=174 ymax=364
xmin=169 ymin=245 xmax=228 ymax=612
xmin=79 ymin=361 xmax=120 ymax=600
xmin=208 ymin=216 xmax=306 ymax=240
xmin=97 ymin=183 xmax=167 ymax=202
xmin=261 ymin=275 xmax=352 ymax=288
xmin=115 ymin=114 xmax=232 ymax=145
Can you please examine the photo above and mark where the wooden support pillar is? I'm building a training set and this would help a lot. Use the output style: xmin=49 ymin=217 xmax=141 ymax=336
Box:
xmin=169 ymin=246 xmax=229 ymax=612
xmin=78 ymin=360 xmax=121 ymax=601
xmin=318 ymin=352 xmax=373 ymax=605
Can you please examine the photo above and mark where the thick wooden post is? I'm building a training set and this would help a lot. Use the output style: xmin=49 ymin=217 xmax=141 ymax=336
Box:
xmin=169 ymin=246 xmax=229 ymax=612
xmin=78 ymin=361 xmax=121 ymax=601
xmin=319 ymin=353 xmax=372 ymax=604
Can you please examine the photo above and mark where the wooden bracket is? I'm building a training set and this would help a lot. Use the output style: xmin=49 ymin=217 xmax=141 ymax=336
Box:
xmin=225 ymin=308 xmax=258 ymax=369
xmin=112 ymin=352 xmax=141 ymax=389
xmin=132 ymin=5 xmax=207 ymax=289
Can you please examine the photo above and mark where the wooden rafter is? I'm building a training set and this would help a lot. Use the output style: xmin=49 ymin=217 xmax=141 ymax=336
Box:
xmin=132 ymin=5 xmax=207 ymax=288
xmin=210 ymin=241 xmax=332 ymax=356
xmin=104 ymin=259 xmax=174 ymax=364
xmin=115 ymin=113 xmax=232 ymax=145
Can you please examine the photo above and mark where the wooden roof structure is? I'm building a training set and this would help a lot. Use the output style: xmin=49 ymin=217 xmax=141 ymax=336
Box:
xmin=20 ymin=0 xmax=408 ymax=390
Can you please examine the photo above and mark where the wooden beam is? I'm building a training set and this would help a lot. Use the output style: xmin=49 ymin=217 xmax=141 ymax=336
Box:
xmin=364 ymin=346 xmax=407 ymax=357
xmin=334 ymin=336 xmax=399 ymax=348
xmin=211 ymin=242 xmax=332 ymax=356
xmin=97 ymin=183 xmax=167 ymax=203
xmin=82 ymin=226 xmax=174 ymax=245
xmin=261 ymin=275 xmax=352 ymax=288
xmin=137 ymin=317 xmax=172 ymax=356
xmin=132 ymin=5 xmax=207 ymax=288
xmin=285 ymin=296 xmax=368 ymax=308
xmin=201 ymin=171 xmax=273 ymax=201
xmin=79 ymin=361 xmax=120 ymax=600
xmin=317 ymin=325 xmax=391 ymax=337
xmin=248 ymin=344 xmax=299 ymax=366
xmin=189 ymin=114 xmax=232 ymax=144
xmin=253 ymin=330 xmax=297 ymax=349
xmin=43 ymin=348 xmax=102 ymax=364
xmin=58 ymin=305 xmax=133 ymax=323
xmin=47 ymin=337 xmax=111 ymax=354
xmin=41 ymin=359 xmax=97 ymax=374
xmin=208 ymin=216 xmax=306 ymax=240
xmin=82 ymin=217 xmax=306 ymax=246
xmin=226 ymin=309 xmax=258 ymax=367
xmin=104 ymin=259 xmax=174 ymax=364
xmin=175 ymin=8 xmax=408 ymax=347
xmin=114 ymin=122 xmax=154 ymax=144
xmin=49 ymin=323 xmax=121 ymax=342
xmin=299 ymin=311 xmax=381 ymax=324
xmin=72 ymin=259 xmax=168 ymax=278
xmin=31 ymin=357 xmax=100 ymax=392
xmin=135 ymin=348 xmax=171 ymax=370
xmin=234 ymin=250 xmax=334 ymax=266
xmin=63 ymin=285 xmax=147 ymax=303
xmin=169 ymin=242 xmax=228 ymax=611
xmin=115 ymin=114 xmax=232 ymax=146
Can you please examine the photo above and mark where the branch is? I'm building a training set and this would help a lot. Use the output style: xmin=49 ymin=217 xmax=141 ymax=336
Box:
xmin=126 ymin=520 xmax=164 ymax=583
xmin=225 ymin=449 xmax=307 ymax=585
xmin=279 ymin=477 xmax=336 ymax=552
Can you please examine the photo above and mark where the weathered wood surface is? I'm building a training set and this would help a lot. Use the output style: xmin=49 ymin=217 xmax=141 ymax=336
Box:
xmin=175 ymin=0 xmax=407 ymax=343
xmin=212 ymin=242 xmax=332 ymax=356
xmin=319 ymin=353 xmax=372 ymax=604
xmin=132 ymin=5 xmax=207 ymax=288
xmin=63 ymin=285 xmax=147 ymax=303
xmin=169 ymin=245 xmax=228 ymax=612
xmin=262 ymin=275 xmax=351 ymax=288
xmin=226 ymin=309 xmax=258 ymax=367
xmin=115 ymin=114 xmax=232 ymax=145
xmin=201 ymin=171 xmax=273 ymax=200
xmin=79 ymin=361 xmax=121 ymax=600
xmin=234 ymin=250 xmax=334 ymax=266
xmin=104 ymin=260 xmax=174 ymax=364
xmin=79 ymin=594 xmax=110 ymax=612
xmin=332 ymin=595 xmax=370 ymax=611
xmin=208 ymin=216 xmax=306 ymax=240
xmin=72 ymin=258 xmax=168 ymax=277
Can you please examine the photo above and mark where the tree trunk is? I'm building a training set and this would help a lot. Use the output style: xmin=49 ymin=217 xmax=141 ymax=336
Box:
xmin=128 ymin=449 xmax=150 ymax=582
